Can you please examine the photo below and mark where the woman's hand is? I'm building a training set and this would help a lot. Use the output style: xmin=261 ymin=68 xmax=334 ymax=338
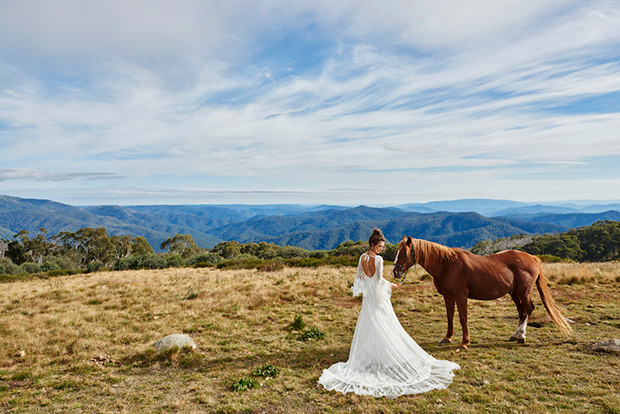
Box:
xmin=391 ymin=282 xmax=399 ymax=290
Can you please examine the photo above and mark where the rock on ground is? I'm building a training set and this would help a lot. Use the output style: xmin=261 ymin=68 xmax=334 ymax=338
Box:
xmin=153 ymin=334 xmax=197 ymax=351
xmin=591 ymin=339 xmax=620 ymax=354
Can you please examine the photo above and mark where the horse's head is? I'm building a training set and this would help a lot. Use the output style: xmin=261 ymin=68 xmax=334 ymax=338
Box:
xmin=392 ymin=235 xmax=416 ymax=279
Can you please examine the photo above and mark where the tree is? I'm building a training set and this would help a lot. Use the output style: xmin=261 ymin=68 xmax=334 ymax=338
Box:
xmin=212 ymin=241 xmax=242 ymax=259
xmin=73 ymin=228 xmax=115 ymax=264
xmin=0 ymin=238 xmax=8 ymax=259
xmin=131 ymin=237 xmax=154 ymax=255
xmin=160 ymin=234 xmax=200 ymax=258
xmin=6 ymin=240 xmax=28 ymax=265
xmin=12 ymin=229 xmax=51 ymax=265
xmin=112 ymin=235 xmax=132 ymax=259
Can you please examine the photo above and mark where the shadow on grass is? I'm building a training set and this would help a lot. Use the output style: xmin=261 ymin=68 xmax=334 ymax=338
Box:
xmin=118 ymin=342 xmax=351 ymax=379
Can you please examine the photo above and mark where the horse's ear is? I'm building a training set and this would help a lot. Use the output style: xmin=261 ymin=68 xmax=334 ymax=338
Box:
xmin=407 ymin=236 xmax=413 ymax=245
xmin=401 ymin=235 xmax=407 ymax=242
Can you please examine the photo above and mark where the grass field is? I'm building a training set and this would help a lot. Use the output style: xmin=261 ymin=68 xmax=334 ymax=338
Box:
xmin=1 ymin=263 xmax=619 ymax=413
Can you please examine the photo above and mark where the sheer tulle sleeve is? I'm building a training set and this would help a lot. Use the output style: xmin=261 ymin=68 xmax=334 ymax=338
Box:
xmin=374 ymin=255 xmax=392 ymax=303
xmin=351 ymin=256 xmax=367 ymax=297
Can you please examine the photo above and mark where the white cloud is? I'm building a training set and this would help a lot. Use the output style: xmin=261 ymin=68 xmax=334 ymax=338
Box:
xmin=0 ymin=1 xmax=619 ymax=204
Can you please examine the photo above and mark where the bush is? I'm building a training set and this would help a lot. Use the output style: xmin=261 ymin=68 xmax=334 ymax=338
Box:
xmin=114 ymin=253 xmax=167 ymax=270
xmin=537 ymin=254 xmax=574 ymax=263
xmin=309 ymin=250 xmax=328 ymax=259
xmin=165 ymin=254 xmax=185 ymax=267
xmin=186 ymin=253 xmax=223 ymax=266
xmin=0 ymin=258 xmax=19 ymax=275
xmin=40 ymin=258 xmax=61 ymax=272
xmin=18 ymin=262 xmax=40 ymax=274
xmin=272 ymin=246 xmax=310 ymax=259
xmin=86 ymin=261 xmax=105 ymax=273
xmin=44 ymin=256 xmax=79 ymax=272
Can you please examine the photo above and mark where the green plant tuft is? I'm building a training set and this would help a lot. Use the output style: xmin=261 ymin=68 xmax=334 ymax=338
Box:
xmin=253 ymin=363 xmax=280 ymax=378
xmin=287 ymin=314 xmax=306 ymax=331
xmin=298 ymin=326 xmax=325 ymax=341
xmin=231 ymin=377 xmax=257 ymax=392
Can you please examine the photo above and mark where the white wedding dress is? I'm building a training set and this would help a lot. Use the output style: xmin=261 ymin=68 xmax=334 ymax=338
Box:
xmin=318 ymin=254 xmax=459 ymax=399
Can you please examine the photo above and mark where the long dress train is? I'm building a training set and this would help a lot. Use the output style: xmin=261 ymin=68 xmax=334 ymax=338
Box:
xmin=318 ymin=254 xmax=459 ymax=399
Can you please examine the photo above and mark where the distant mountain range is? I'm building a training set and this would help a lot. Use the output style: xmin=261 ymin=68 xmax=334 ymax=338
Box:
xmin=1 ymin=195 xmax=619 ymax=250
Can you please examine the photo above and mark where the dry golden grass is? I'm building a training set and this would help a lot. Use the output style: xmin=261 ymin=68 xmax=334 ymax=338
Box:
xmin=0 ymin=263 xmax=619 ymax=413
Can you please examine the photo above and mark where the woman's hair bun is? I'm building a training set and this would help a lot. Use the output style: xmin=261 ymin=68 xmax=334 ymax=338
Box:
xmin=368 ymin=228 xmax=386 ymax=246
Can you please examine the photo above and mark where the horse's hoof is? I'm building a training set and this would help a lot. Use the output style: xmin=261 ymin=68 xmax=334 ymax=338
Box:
xmin=517 ymin=338 xmax=526 ymax=344
xmin=458 ymin=344 xmax=468 ymax=351
xmin=440 ymin=338 xmax=452 ymax=345
xmin=509 ymin=336 xmax=517 ymax=342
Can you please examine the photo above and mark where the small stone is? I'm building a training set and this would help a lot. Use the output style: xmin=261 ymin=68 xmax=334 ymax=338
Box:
xmin=16 ymin=350 xmax=25 ymax=358
xmin=153 ymin=334 xmax=197 ymax=351
xmin=592 ymin=339 xmax=620 ymax=354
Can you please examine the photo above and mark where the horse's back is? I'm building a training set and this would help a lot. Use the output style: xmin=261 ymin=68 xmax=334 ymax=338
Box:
xmin=456 ymin=249 xmax=539 ymax=299
xmin=489 ymin=249 xmax=540 ymax=270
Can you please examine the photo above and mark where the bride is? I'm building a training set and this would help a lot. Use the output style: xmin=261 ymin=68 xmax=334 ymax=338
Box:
xmin=318 ymin=228 xmax=460 ymax=398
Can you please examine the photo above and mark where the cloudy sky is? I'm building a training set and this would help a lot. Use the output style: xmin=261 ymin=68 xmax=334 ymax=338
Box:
xmin=1 ymin=0 xmax=620 ymax=206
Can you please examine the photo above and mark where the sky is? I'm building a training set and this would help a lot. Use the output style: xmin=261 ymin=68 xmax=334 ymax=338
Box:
xmin=1 ymin=0 xmax=620 ymax=206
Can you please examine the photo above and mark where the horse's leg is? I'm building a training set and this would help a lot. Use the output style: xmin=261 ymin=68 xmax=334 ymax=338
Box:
xmin=441 ymin=295 xmax=455 ymax=344
xmin=455 ymin=296 xmax=469 ymax=349
xmin=511 ymin=275 xmax=537 ymax=344
xmin=509 ymin=291 xmax=526 ymax=343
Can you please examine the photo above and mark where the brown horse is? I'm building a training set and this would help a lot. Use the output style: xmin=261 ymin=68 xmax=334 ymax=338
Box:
xmin=392 ymin=236 xmax=573 ymax=349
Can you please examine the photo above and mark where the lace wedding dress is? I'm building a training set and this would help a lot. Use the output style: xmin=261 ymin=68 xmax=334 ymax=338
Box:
xmin=318 ymin=254 xmax=460 ymax=399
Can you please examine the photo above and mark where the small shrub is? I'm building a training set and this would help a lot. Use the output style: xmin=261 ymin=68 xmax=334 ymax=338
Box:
xmin=287 ymin=314 xmax=306 ymax=331
xmin=299 ymin=326 xmax=325 ymax=341
xmin=39 ymin=258 xmax=60 ymax=272
xmin=231 ymin=377 xmax=257 ymax=392
xmin=538 ymin=254 xmax=573 ymax=263
xmin=187 ymin=253 xmax=223 ymax=266
xmin=185 ymin=290 xmax=199 ymax=300
xmin=253 ymin=363 xmax=280 ymax=378
xmin=0 ymin=258 xmax=19 ymax=275
xmin=165 ymin=254 xmax=185 ymax=267
xmin=18 ymin=262 xmax=40 ymax=274
xmin=114 ymin=253 xmax=167 ymax=270
xmin=86 ymin=261 xmax=105 ymax=273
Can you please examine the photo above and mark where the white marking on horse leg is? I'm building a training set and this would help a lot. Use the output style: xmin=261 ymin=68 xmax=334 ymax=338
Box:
xmin=513 ymin=316 xmax=528 ymax=340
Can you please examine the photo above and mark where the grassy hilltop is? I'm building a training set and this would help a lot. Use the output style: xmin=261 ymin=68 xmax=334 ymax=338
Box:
xmin=1 ymin=264 xmax=619 ymax=413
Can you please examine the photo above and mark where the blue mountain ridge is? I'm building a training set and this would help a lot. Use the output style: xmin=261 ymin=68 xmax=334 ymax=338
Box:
xmin=1 ymin=195 xmax=618 ymax=250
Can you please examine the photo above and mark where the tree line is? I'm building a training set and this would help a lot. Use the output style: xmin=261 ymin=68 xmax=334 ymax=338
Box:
xmin=2 ymin=220 xmax=619 ymax=277
xmin=0 ymin=228 xmax=389 ymax=277
xmin=471 ymin=220 xmax=620 ymax=262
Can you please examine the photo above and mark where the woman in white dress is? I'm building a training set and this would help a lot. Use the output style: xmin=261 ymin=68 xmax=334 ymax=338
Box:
xmin=318 ymin=229 xmax=460 ymax=399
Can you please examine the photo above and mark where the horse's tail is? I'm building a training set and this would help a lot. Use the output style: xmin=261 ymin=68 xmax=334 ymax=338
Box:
xmin=536 ymin=260 xmax=573 ymax=336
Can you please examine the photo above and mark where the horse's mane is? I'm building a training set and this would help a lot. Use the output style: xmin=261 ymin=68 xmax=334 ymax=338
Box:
xmin=414 ymin=239 xmax=459 ymax=268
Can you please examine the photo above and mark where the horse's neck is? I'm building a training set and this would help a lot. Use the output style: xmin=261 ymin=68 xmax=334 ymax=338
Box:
xmin=415 ymin=239 xmax=451 ymax=276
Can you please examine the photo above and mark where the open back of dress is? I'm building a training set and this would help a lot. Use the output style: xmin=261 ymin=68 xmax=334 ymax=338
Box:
xmin=318 ymin=254 xmax=460 ymax=398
